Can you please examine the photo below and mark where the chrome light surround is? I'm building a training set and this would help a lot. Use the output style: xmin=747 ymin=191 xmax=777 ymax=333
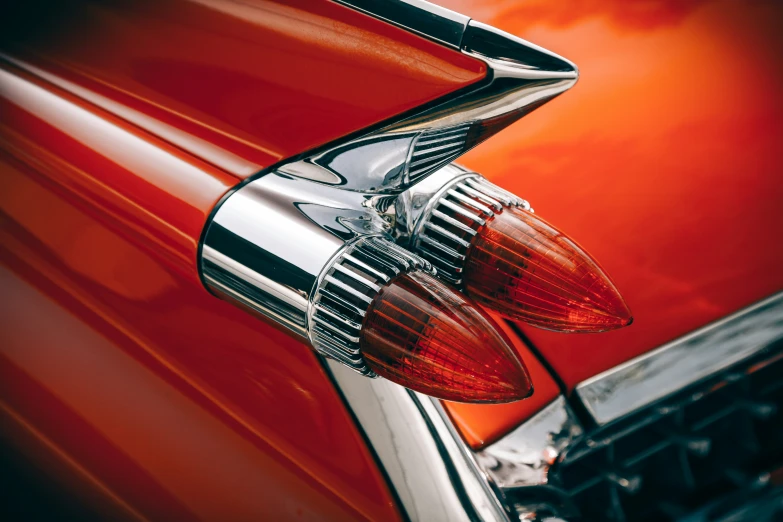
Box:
xmin=201 ymin=171 xmax=435 ymax=375
xmin=394 ymin=163 xmax=531 ymax=285
xmin=201 ymin=3 xmax=783 ymax=521
xmin=199 ymin=2 xmax=582 ymax=519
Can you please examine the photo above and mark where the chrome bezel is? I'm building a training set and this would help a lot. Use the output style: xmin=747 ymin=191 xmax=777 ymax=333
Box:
xmin=397 ymin=165 xmax=530 ymax=285
xmin=200 ymin=172 xmax=436 ymax=375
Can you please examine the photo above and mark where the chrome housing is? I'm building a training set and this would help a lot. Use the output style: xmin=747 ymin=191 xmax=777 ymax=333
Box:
xmin=200 ymin=172 xmax=433 ymax=375
xmin=200 ymin=1 xmax=579 ymax=374
xmin=198 ymin=3 xmax=583 ymax=519
xmin=394 ymin=163 xmax=531 ymax=285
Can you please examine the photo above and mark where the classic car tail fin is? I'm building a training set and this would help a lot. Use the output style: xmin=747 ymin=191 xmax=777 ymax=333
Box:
xmin=199 ymin=0 xmax=630 ymax=403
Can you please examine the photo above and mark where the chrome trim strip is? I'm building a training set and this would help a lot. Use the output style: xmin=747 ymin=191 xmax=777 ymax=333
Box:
xmin=576 ymin=291 xmax=783 ymax=425
xmin=335 ymin=0 xmax=469 ymax=49
xmin=326 ymin=360 xmax=511 ymax=522
xmin=272 ymin=4 xmax=577 ymax=194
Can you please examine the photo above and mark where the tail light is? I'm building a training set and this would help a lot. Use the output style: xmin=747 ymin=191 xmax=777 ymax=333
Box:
xmin=201 ymin=172 xmax=531 ymax=403
xmin=361 ymin=270 xmax=531 ymax=403
xmin=198 ymin=15 xmax=628 ymax=402
xmin=399 ymin=165 xmax=632 ymax=332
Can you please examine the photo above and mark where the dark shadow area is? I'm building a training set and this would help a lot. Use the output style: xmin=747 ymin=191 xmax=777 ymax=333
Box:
xmin=0 ymin=441 xmax=102 ymax=522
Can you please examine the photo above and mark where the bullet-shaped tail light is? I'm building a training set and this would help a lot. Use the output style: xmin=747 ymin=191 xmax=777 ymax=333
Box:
xmin=201 ymin=173 xmax=532 ymax=403
xmin=405 ymin=166 xmax=632 ymax=333
xmin=312 ymin=238 xmax=532 ymax=403
xmin=361 ymin=270 xmax=532 ymax=403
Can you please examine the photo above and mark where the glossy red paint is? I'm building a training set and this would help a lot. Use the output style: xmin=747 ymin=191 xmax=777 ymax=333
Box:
xmin=2 ymin=0 xmax=781 ymax=512
xmin=2 ymin=0 xmax=486 ymax=178
xmin=0 ymin=63 xmax=401 ymax=520
xmin=440 ymin=0 xmax=783 ymax=391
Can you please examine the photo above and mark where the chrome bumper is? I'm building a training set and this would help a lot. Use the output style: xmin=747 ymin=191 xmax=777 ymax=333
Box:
xmin=328 ymin=291 xmax=783 ymax=521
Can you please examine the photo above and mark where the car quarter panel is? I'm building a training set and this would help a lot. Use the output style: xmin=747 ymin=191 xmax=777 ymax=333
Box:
xmin=1 ymin=0 xmax=486 ymax=178
xmin=0 ymin=61 xmax=402 ymax=521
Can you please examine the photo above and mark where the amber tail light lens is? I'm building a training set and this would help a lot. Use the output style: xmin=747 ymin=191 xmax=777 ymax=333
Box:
xmin=464 ymin=206 xmax=632 ymax=332
xmin=360 ymin=270 xmax=532 ymax=403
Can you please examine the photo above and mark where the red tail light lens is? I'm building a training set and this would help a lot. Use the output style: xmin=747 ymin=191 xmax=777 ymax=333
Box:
xmin=464 ymin=206 xmax=632 ymax=332
xmin=360 ymin=270 xmax=532 ymax=403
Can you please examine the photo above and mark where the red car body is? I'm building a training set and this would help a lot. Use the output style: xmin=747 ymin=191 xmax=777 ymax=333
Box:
xmin=1 ymin=0 xmax=781 ymax=520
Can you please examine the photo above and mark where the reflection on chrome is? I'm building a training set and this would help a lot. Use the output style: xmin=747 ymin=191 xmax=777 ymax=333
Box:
xmin=577 ymin=291 xmax=783 ymax=425
xmin=201 ymin=171 xmax=436 ymax=375
xmin=394 ymin=163 xmax=530 ymax=285
xmin=200 ymin=2 xmax=580 ymax=376
xmin=326 ymin=360 xmax=511 ymax=522
xmin=476 ymin=397 xmax=583 ymax=490
xmin=260 ymin=4 xmax=578 ymax=194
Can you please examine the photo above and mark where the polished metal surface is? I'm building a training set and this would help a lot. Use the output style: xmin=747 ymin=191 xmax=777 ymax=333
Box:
xmin=310 ymin=236 xmax=431 ymax=375
xmin=201 ymin=172 xmax=387 ymax=336
xmin=475 ymin=397 xmax=583 ymax=491
xmin=335 ymin=0 xmax=469 ymax=49
xmin=397 ymin=165 xmax=530 ymax=285
xmin=392 ymin=163 xmax=470 ymax=241
xmin=556 ymin=342 xmax=783 ymax=521
xmin=268 ymin=6 xmax=577 ymax=194
xmin=326 ymin=360 xmax=511 ymax=522
xmin=576 ymin=291 xmax=783 ymax=425
xmin=199 ymin=4 xmax=581 ymax=517
xmin=202 ymin=171 xmax=441 ymax=374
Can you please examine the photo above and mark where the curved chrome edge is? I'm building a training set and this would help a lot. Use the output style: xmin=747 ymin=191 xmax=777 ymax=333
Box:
xmin=326 ymin=359 xmax=512 ymax=522
xmin=576 ymin=291 xmax=783 ymax=425
xmin=395 ymin=164 xmax=530 ymax=285
xmin=335 ymin=0 xmax=469 ymax=49
xmin=309 ymin=235 xmax=432 ymax=375
xmin=270 ymin=2 xmax=578 ymax=194
xmin=201 ymin=172 xmax=384 ymax=336
xmin=200 ymin=172 xmax=439 ymax=374
xmin=327 ymin=361 xmax=585 ymax=521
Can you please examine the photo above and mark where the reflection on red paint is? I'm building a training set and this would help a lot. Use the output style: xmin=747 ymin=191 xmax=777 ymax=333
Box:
xmin=1 ymin=0 xmax=485 ymax=178
xmin=0 ymin=61 xmax=402 ymax=520
xmin=436 ymin=0 xmax=783 ymax=442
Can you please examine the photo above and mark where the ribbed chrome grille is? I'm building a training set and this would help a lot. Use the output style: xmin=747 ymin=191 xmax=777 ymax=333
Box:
xmin=310 ymin=236 xmax=431 ymax=375
xmin=414 ymin=175 xmax=528 ymax=285
xmin=407 ymin=125 xmax=471 ymax=183
xmin=555 ymin=341 xmax=783 ymax=522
